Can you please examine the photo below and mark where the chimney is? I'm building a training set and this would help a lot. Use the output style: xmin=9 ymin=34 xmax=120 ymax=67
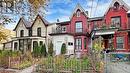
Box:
xmin=57 ymin=19 xmax=60 ymax=22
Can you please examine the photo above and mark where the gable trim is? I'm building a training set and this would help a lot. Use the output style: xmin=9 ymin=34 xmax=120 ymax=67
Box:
xmin=31 ymin=14 xmax=49 ymax=28
xmin=13 ymin=18 xmax=27 ymax=31
xmin=69 ymin=3 xmax=88 ymax=20
xmin=104 ymin=0 xmax=130 ymax=15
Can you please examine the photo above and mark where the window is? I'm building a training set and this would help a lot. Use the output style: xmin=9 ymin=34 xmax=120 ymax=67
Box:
xmin=37 ymin=27 xmax=41 ymax=36
xmin=20 ymin=30 xmax=24 ymax=37
xmin=27 ymin=39 xmax=31 ymax=51
xmin=19 ymin=40 xmax=24 ymax=51
xmin=62 ymin=26 xmax=66 ymax=33
xmin=84 ymin=38 xmax=87 ymax=49
xmin=14 ymin=42 xmax=18 ymax=50
xmin=40 ymin=41 xmax=43 ymax=46
xmin=75 ymin=22 xmax=82 ymax=33
xmin=114 ymin=2 xmax=120 ymax=10
xmin=93 ymin=21 xmax=98 ymax=29
xmin=116 ymin=37 xmax=124 ymax=49
xmin=76 ymin=9 xmax=80 ymax=17
xmin=111 ymin=17 xmax=121 ymax=28
xmin=29 ymin=29 xmax=32 ymax=36
xmin=75 ymin=38 xmax=82 ymax=50
xmin=68 ymin=42 xmax=73 ymax=46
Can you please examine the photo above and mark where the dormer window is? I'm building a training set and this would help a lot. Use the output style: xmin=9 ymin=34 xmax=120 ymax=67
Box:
xmin=76 ymin=9 xmax=80 ymax=17
xmin=114 ymin=2 xmax=120 ymax=10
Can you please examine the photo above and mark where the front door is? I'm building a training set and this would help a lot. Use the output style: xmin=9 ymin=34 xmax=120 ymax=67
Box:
xmin=56 ymin=41 xmax=62 ymax=55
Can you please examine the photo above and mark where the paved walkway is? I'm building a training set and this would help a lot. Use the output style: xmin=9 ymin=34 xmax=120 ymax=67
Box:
xmin=107 ymin=62 xmax=130 ymax=73
xmin=18 ymin=66 xmax=34 ymax=73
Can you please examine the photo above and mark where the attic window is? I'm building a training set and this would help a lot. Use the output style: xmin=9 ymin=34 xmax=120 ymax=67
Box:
xmin=114 ymin=2 xmax=120 ymax=10
xmin=76 ymin=9 xmax=80 ymax=17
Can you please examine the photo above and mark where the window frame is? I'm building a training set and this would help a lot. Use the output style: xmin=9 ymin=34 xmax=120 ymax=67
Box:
xmin=75 ymin=21 xmax=83 ymax=33
xmin=84 ymin=38 xmax=87 ymax=49
xmin=111 ymin=16 xmax=121 ymax=28
xmin=62 ymin=26 xmax=66 ymax=33
xmin=116 ymin=36 xmax=125 ymax=50
xmin=28 ymin=29 xmax=32 ymax=36
xmin=75 ymin=38 xmax=82 ymax=50
xmin=37 ymin=27 xmax=41 ymax=37
xmin=20 ymin=30 xmax=24 ymax=37
xmin=76 ymin=10 xmax=80 ymax=17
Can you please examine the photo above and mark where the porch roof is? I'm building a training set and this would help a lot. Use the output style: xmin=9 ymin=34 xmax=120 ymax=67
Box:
xmin=92 ymin=29 xmax=117 ymax=37
xmin=94 ymin=31 xmax=115 ymax=36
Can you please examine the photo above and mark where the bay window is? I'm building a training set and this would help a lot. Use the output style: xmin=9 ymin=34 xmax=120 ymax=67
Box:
xmin=75 ymin=38 xmax=82 ymax=50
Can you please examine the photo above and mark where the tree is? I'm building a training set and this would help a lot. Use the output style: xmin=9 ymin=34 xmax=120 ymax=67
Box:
xmin=61 ymin=43 xmax=66 ymax=54
xmin=48 ymin=41 xmax=53 ymax=56
xmin=0 ymin=25 xmax=15 ymax=43
xmin=41 ymin=44 xmax=47 ymax=57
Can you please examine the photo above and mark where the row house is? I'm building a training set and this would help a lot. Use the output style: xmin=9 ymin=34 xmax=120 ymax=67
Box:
xmin=50 ymin=0 xmax=130 ymax=56
xmin=3 ymin=0 xmax=130 ymax=56
xmin=90 ymin=0 xmax=130 ymax=52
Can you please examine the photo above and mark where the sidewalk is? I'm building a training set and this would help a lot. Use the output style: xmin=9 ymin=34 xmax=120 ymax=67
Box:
xmin=107 ymin=62 xmax=130 ymax=73
xmin=18 ymin=66 xmax=34 ymax=73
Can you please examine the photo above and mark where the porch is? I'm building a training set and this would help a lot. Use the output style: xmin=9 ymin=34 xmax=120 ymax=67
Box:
xmin=12 ymin=37 xmax=46 ymax=53
xmin=92 ymin=28 xmax=129 ymax=52
xmin=92 ymin=29 xmax=116 ymax=51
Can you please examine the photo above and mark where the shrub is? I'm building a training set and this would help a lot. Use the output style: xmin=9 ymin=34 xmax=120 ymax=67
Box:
xmin=61 ymin=43 xmax=66 ymax=54
xmin=33 ymin=46 xmax=41 ymax=58
xmin=41 ymin=44 xmax=47 ymax=57
xmin=48 ymin=41 xmax=53 ymax=56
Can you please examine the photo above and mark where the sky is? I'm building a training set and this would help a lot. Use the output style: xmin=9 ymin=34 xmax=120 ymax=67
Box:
xmin=4 ymin=0 xmax=130 ymax=30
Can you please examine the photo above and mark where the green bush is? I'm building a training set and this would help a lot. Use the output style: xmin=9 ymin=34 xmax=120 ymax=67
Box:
xmin=41 ymin=44 xmax=47 ymax=57
xmin=48 ymin=41 xmax=53 ymax=56
xmin=61 ymin=43 xmax=66 ymax=54
xmin=33 ymin=46 xmax=41 ymax=57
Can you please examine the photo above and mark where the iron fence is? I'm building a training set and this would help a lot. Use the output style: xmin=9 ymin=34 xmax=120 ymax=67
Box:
xmin=34 ymin=56 xmax=100 ymax=73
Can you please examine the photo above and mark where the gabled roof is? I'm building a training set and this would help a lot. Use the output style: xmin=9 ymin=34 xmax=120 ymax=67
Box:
xmin=13 ymin=17 xmax=31 ymax=31
xmin=70 ymin=3 xmax=88 ymax=19
xmin=31 ymin=14 xmax=49 ymax=27
xmin=105 ymin=0 xmax=130 ymax=15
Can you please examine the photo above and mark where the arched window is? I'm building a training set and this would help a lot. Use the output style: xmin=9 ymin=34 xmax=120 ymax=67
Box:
xmin=37 ymin=27 xmax=41 ymax=36
xmin=20 ymin=30 xmax=24 ymax=37
xmin=76 ymin=9 xmax=80 ymax=17
xmin=114 ymin=2 xmax=120 ymax=10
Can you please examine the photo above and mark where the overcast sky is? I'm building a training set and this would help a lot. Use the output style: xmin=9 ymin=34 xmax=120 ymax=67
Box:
xmin=5 ymin=0 xmax=130 ymax=30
